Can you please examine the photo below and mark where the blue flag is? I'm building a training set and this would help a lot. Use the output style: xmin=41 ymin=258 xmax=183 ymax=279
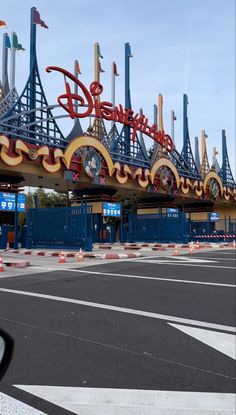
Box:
xmin=5 ymin=33 xmax=11 ymax=48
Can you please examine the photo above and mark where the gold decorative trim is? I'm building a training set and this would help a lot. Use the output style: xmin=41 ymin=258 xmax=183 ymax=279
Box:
xmin=63 ymin=136 xmax=114 ymax=176
xmin=203 ymin=172 xmax=223 ymax=195
xmin=150 ymin=158 xmax=180 ymax=187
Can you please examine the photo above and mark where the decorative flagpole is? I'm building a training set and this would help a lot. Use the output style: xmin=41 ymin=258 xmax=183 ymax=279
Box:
xmin=158 ymin=94 xmax=164 ymax=157
xmin=2 ymin=33 xmax=10 ymax=95
xmin=94 ymin=42 xmax=99 ymax=84
xmin=139 ymin=108 xmax=143 ymax=142
xmin=195 ymin=136 xmax=200 ymax=172
xmin=153 ymin=104 xmax=158 ymax=127
xmin=74 ymin=59 xmax=80 ymax=124
xmin=124 ymin=42 xmax=133 ymax=156
xmin=171 ymin=110 xmax=176 ymax=144
xmin=111 ymin=62 xmax=115 ymax=128
xmin=10 ymin=32 xmax=16 ymax=90
xmin=111 ymin=61 xmax=119 ymax=128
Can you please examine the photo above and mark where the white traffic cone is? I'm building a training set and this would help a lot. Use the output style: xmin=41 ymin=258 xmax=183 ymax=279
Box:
xmin=174 ymin=245 xmax=179 ymax=256
xmin=0 ymin=255 xmax=5 ymax=272
xmin=58 ymin=251 xmax=66 ymax=264
xmin=77 ymin=248 xmax=84 ymax=262
xmin=189 ymin=242 xmax=194 ymax=255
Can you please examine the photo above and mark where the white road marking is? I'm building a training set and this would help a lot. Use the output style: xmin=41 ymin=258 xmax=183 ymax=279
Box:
xmin=64 ymin=268 xmax=236 ymax=288
xmin=14 ymin=385 xmax=236 ymax=415
xmin=169 ymin=324 xmax=236 ymax=360
xmin=135 ymin=256 xmax=217 ymax=263
xmin=0 ymin=287 xmax=235 ymax=333
xmin=131 ymin=260 xmax=236 ymax=270
xmin=0 ymin=392 xmax=46 ymax=414
xmin=191 ymin=256 xmax=236 ymax=261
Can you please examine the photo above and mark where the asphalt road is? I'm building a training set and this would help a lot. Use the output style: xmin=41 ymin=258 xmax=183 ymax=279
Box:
xmin=0 ymin=249 xmax=235 ymax=414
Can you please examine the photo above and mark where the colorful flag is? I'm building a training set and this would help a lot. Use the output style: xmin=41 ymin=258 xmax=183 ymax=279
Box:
xmin=0 ymin=20 xmax=7 ymax=27
xmin=99 ymin=60 xmax=105 ymax=73
xmin=5 ymin=33 xmax=11 ymax=48
xmin=17 ymin=43 xmax=26 ymax=51
xmin=32 ymin=8 xmax=48 ymax=29
xmin=75 ymin=61 xmax=81 ymax=74
xmin=126 ymin=42 xmax=133 ymax=57
xmin=113 ymin=62 xmax=119 ymax=76
xmin=12 ymin=32 xmax=25 ymax=51
xmin=12 ymin=32 xmax=18 ymax=49
xmin=97 ymin=43 xmax=103 ymax=59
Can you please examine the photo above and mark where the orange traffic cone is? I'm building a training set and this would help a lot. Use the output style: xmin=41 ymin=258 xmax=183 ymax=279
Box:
xmin=58 ymin=251 xmax=66 ymax=264
xmin=174 ymin=245 xmax=179 ymax=256
xmin=0 ymin=255 xmax=5 ymax=272
xmin=189 ymin=242 xmax=194 ymax=255
xmin=77 ymin=248 xmax=84 ymax=262
xmin=196 ymin=240 xmax=200 ymax=250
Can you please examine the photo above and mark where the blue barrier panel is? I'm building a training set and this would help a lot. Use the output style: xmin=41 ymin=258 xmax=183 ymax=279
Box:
xmin=26 ymin=205 xmax=92 ymax=251
xmin=128 ymin=213 xmax=187 ymax=243
xmin=0 ymin=225 xmax=8 ymax=249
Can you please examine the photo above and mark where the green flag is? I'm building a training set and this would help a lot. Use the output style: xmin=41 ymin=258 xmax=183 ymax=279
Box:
xmin=12 ymin=32 xmax=25 ymax=51
xmin=12 ymin=32 xmax=18 ymax=49
xmin=97 ymin=43 xmax=103 ymax=59
xmin=17 ymin=43 xmax=25 ymax=51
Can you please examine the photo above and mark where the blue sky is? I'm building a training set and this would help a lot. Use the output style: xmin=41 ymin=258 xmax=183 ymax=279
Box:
xmin=1 ymin=0 xmax=235 ymax=174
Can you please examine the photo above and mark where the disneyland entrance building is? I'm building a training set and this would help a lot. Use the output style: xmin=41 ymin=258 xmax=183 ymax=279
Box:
xmin=0 ymin=8 xmax=235 ymax=249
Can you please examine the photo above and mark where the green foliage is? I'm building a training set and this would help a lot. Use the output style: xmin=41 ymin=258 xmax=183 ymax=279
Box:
xmin=18 ymin=189 xmax=67 ymax=225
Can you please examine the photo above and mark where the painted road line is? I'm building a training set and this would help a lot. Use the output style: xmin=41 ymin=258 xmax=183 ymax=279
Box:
xmin=134 ymin=256 xmax=217 ymax=263
xmin=14 ymin=386 xmax=236 ymax=415
xmin=169 ymin=324 xmax=236 ymax=360
xmin=0 ymin=392 xmax=46 ymax=414
xmin=0 ymin=287 xmax=235 ymax=333
xmin=63 ymin=268 xmax=236 ymax=288
xmin=184 ymin=256 xmax=235 ymax=261
xmin=131 ymin=260 xmax=236 ymax=270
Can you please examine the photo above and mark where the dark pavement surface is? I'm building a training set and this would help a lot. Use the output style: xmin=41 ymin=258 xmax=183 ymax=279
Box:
xmin=0 ymin=249 xmax=235 ymax=414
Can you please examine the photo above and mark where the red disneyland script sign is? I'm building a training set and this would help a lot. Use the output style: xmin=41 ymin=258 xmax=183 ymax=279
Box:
xmin=46 ymin=66 xmax=174 ymax=152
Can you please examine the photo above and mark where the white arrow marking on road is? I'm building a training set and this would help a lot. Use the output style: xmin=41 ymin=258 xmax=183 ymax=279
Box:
xmin=14 ymin=386 xmax=235 ymax=415
xmin=0 ymin=392 xmax=46 ymax=414
xmin=169 ymin=324 xmax=236 ymax=360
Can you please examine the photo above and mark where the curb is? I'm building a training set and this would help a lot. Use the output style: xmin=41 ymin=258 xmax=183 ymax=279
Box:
xmin=97 ymin=253 xmax=142 ymax=260
xmin=3 ymin=260 xmax=30 ymax=268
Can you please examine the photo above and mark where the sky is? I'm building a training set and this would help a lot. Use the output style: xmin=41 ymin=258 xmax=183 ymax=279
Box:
xmin=1 ymin=0 xmax=235 ymax=174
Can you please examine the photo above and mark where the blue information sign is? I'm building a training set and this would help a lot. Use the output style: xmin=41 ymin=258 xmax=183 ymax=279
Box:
xmin=166 ymin=207 xmax=179 ymax=217
xmin=209 ymin=212 xmax=219 ymax=222
xmin=103 ymin=202 xmax=121 ymax=217
xmin=0 ymin=193 xmax=26 ymax=212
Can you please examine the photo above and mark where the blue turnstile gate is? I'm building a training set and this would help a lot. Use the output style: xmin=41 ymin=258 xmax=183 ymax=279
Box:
xmin=26 ymin=205 xmax=92 ymax=251
xmin=128 ymin=213 xmax=188 ymax=243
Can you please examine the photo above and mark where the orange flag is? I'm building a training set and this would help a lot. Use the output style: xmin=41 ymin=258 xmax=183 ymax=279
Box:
xmin=75 ymin=61 xmax=81 ymax=74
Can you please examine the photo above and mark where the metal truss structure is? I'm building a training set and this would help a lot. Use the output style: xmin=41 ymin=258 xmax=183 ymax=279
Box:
xmin=0 ymin=8 xmax=235 ymax=188
xmin=219 ymin=129 xmax=235 ymax=188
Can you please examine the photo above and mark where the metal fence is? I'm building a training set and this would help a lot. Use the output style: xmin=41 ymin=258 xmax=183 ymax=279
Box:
xmin=126 ymin=213 xmax=235 ymax=243
xmin=127 ymin=213 xmax=188 ymax=243
xmin=189 ymin=219 xmax=236 ymax=242
xmin=26 ymin=204 xmax=92 ymax=250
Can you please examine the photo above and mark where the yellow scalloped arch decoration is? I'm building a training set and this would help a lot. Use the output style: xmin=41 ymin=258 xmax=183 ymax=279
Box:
xmin=64 ymin=135 xmax=114 ymax=176
xmin=203 ymin=172 xmax=223 ymax=195
xmin=150 ymin=158 xmax=180 ymax=187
